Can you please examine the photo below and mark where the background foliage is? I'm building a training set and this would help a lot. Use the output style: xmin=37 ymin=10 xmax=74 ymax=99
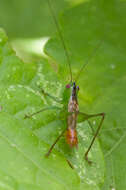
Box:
xmin=0 ymin=0 xmax=126 ymax=189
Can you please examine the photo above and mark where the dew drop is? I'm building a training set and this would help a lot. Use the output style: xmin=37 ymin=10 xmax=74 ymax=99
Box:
xmin=93 ymin=120 xmax=96 ymax=125
xmin=110 ymin=64 xmax=116 ymax=69
xmin=52 ymin=154 xmax=56 ymax=158
xmin=11 ymin=143 xmax=16 ymax=147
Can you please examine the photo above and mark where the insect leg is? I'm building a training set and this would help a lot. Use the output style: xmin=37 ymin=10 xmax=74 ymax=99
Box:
xmin=24 ymin=106 xmax=61 ymax=119
xmin=41 ymin=88 xmax=62 ymax=103
xmin=78 ymin=112 xmax=105 ymax=164
xmin=66 ymin=159 xmax=74 ymax=169
xmin=45 ymin=129 xmax=74 ymax=169
xmin=85 ymin=113 xmax=105 ymax=163
xmin=45 ymin=129 xmax=66 ymax=157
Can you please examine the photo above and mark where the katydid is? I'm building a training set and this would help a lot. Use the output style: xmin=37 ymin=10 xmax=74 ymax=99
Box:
xmin=25 ymin=0 xmax=105 ymax=165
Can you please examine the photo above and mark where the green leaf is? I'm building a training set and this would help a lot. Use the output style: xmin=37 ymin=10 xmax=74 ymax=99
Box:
xmin=0 ymin=28 xmax=104 ymax=190
xmin=45 ymin=0 xmax=126 ymax=189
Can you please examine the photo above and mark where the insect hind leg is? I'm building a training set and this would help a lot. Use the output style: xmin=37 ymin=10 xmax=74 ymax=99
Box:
xmin=78 ymin=112 xmax=105 ymax=164
xmin=45 ymin=129 xmax=66 ymax=157
xmin=85 ymin=113 xmax=105 ymax=164
xmin=45 ymin=129 xmax=74 ymax=169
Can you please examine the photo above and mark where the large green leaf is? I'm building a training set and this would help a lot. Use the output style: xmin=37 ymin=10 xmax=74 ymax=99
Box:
xmin=45 ymin=0 xmax=126 ymax=189
xmin=0 ymin=27 xmax=104 ymax=190
xmin=1 ymin=0 xmax=125 ymax=189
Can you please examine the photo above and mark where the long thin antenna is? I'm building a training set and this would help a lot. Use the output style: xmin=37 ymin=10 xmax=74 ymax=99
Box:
xmin=75 ymin=40 xmax=103 ymax=82
xmin=47 ymin=0 xmax=72 ymax=82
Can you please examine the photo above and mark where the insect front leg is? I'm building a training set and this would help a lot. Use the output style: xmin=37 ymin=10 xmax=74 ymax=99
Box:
xmin=41 ymin=88 xmax=62 ymax=104
xmin=24 ymin=106 xmax=61 ymax=119
xmin=78 ymin=112 xmax=105 ymax=164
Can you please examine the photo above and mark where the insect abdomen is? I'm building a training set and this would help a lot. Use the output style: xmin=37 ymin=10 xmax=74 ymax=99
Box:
xmin=66 ymin=128 xmax=78 ymax=147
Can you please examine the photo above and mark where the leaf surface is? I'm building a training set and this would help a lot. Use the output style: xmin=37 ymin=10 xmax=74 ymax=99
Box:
xmin=0 ymin=27 xmax=104 ymax=190
xmin=45 ymin=0 xmax=126 ymax=189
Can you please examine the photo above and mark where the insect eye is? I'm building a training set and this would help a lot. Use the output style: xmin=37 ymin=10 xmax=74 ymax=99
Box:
xmin=66 ymin=84 xmax=71 ymax=88
xmin=77 ymin=86 xmax=80 ymax=90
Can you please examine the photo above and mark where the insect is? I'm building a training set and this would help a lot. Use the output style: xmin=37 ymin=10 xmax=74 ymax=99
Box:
xmin=25 ymin=0 xmax=105 ymax=165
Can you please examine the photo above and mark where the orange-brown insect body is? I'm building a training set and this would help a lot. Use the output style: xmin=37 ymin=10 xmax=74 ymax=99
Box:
xmin=66 ymin=82 xmax=79 ymax=147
